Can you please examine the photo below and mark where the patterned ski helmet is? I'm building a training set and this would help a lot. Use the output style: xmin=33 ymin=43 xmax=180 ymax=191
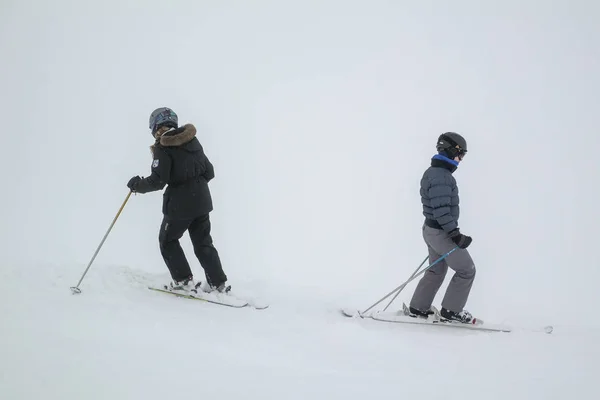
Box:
xmin=149 ymin=107 xmax=178 ymax=134
xmin=436 ymin=132 xmax=467 ymax=159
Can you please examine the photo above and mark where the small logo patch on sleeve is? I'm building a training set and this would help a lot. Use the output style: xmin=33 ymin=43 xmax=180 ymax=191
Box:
xmin=152 ymin=159 xmax=159 ymax=168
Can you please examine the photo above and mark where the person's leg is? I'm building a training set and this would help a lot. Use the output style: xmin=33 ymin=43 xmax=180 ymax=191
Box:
xmin=423 ymin=225 xmax=476 ymax=320
xmin=188 ymin=214 xmax=228 ymax=289
xmin=158 ymin=217 xmax=193 ymax=282
xmin=440 ymin=247 xmax=476 ymax=315
xmin=409 ymin=226 xmax=449 ymax=314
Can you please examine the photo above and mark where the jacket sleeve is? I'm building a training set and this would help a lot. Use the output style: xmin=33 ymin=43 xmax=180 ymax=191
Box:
xmin=428 ymin=177 xmax=458 ymax=232
xmin=135 ymin=147 xmax=171 ymax=193
xmin=203 ymin=155 xmax=215 ymax=182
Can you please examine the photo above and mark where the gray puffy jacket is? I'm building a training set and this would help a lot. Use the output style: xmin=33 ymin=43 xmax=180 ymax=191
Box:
xmin=420 ymin=155 xmax=460 ymax=233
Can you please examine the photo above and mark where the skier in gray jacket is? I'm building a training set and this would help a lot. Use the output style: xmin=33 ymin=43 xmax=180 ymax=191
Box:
xmin=408 ymin=132 xmax=476 ymax=323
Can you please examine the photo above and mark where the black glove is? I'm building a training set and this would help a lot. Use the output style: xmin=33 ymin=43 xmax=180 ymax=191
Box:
xmin=127 ymin=175 xmax=142 ymax=191
xmin=448 ymin=229 xmax=472 ymax=249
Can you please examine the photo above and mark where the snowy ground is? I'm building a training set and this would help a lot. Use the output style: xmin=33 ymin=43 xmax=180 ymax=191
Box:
xmin=2 ymin=2 xmax=599 ymax=399
xmin=1 ymin=261 xmax=596 ymax=400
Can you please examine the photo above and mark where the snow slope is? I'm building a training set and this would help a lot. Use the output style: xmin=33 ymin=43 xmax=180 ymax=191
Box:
xmin=2 ymin=1 xmax=600 ymax=399
xmin=1 ymin=260 xmax=596 ymax=400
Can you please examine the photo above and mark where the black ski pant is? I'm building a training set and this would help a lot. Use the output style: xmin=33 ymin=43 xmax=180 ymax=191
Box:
xmin=158 ymin=213 xmax=227 ymax=287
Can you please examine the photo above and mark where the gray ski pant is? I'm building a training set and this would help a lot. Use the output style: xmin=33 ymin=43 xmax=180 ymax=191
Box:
xmin=409 ymin=224 xmax=476 ymax=313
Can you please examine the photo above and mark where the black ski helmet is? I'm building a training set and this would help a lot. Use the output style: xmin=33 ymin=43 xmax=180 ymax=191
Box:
xmin=436 ymin=132 xmax=467 ymax=159
xmin=149 ymin=107 xmax=178 ymax=134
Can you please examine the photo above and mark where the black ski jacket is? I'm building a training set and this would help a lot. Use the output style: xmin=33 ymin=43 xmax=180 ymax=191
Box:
xmin=134 ymin=124 xmax=215 ymax=220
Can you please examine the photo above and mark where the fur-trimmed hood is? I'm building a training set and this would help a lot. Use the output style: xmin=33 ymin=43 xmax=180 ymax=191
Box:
xmin=158 ymin=124 xmax=197 ymax=146
xmin=150 ymin=124 xmax=197 ymax=155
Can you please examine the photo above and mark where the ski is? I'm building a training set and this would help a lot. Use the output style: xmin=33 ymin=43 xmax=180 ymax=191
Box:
xmin=342 ymin=303 xmax=512 ymax=333
xmin=149 ymin=285 xmax=270 ymax=310
xmin=148 ymin=286 xmax=269 ymax=310
xmin=373 ymin=304 xmax=512 ymax=333
xmin=340 ymin=308 xmax=368 ymax=318
xmin=148 ymin=286 xmax=248 ymax=307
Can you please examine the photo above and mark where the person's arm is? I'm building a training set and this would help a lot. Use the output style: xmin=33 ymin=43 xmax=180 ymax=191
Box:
xmin=129 ymin=147 xmax=171 ymax=193
xmin=428 ymin=177 xmax=457 ymax=233
xmin=428 ymin=176 xmax=472 ymax=249
xmin=203 ymin=155 xmax=215 ymax=182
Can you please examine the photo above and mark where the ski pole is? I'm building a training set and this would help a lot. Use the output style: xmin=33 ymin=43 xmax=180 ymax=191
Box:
xmin=360 ymin=246 xmax=458 ymax=315
xmin=70 ymin=190 xmax=132 ymax=294
xmin=382 ymin=254 xmax=429 ymax=311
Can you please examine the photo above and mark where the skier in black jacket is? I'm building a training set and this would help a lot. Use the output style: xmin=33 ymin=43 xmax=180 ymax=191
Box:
xmin=127 ymin=107 xmax=230 ymax=294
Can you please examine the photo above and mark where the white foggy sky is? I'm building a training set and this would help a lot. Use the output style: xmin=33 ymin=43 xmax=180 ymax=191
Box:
xmin=1 ymin=0 xmax=598 ymax=325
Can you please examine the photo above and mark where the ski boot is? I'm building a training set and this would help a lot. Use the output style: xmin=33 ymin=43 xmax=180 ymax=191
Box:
xmin=194 ymin=280 xmax=231 ymax=294
xmin=164 ymin=275 xmax=196 ymax=295
xmin=403 ymin=303 xmax=437 ymax=320
xmin=440 ymin=307 xmax=476 ymax=324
